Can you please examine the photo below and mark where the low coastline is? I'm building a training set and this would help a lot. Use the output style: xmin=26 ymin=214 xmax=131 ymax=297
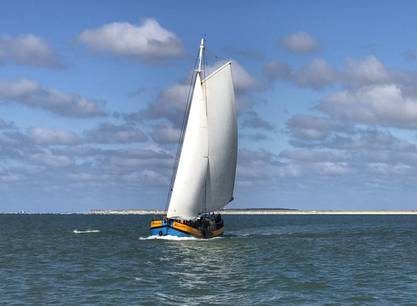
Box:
xmin=88 ymin=209 xmax=417 ymax=215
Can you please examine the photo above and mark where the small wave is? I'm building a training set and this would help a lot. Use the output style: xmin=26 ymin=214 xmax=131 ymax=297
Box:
xmin=73 ymin=229 xmax=100 ymax=234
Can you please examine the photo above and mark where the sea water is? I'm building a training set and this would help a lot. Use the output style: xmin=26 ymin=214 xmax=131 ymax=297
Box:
xmin=1 ymin=214 xmax=417 ymax=305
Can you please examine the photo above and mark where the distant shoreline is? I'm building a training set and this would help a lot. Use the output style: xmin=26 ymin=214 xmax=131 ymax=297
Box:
xmin=3 ymin=209 xmax=417 ymax=215
xmin=87 ymin=209 xmax=417 ymax=215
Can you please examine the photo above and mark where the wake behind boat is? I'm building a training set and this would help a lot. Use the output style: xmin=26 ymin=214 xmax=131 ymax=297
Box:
xmin=150 ymin=38 xmax=237 ymax=239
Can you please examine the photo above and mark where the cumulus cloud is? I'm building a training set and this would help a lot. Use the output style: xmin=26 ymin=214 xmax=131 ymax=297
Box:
xmin=30 ymin=128 xmax=80 ymax=145
xmin=229 ymin=61 xmax=258 ymax=92
xmin=0 ymin=79 xmax=106 ymax=117
xmin=263 ymin=61 xmax=292 ymax=81
xmin=84 ymin=123 xmax=147 ymax=144
xmin=266 ymin=55 xmax=417 ymax=130
xmin=150 ymin=124 xmax=180 ymax=144
xmin=343 ymin=56 xmax=390 ymax=87
xmin=30 ymin=152 xmax=73 ymax=167
xmin=78 ymin=18 xmax=184 ymax=60
xmin=282 ymin=67 xmax=417 ymax=182
xmin=287 ymin=114 xmax=351 ymax=141
xmin=278 ymin=125 xmax=417 ymax=183
xmin=295 ymin=59 xmax=338 ymax=89
xmin=289 ymin=119 xmax=417 ymax=156
xmin=237 ymin=148 xmax=300 ymax=185
xmin=241 ymin=110 xmax=275 ymax=131
xmin=325 ymin=129 xmax=416 ymax=152
xmin=264 ymin=58 xmax=337 ymax=90
xmin=279 ymin=149 xmax=347 ymax=163
xmin=0 ymin=34 xmax=62 ymax=68
xmin=264 ymin=55 xmax=400 ymax=91
xmin=0 ymin=120 xmax=175 ymax=193
xmin=319 ymin=84 xmax=417 ymax=129
xmin=281 ymin=32 xmax=319 ymax=54
xmin=141 ymin=83 xmax=189 ymax=125
xmin=0 ymin=130 xmax=31 ymax=147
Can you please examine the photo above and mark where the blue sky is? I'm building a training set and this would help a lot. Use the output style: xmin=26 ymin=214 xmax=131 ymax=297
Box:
xmin=2 ymin=1 xmax=417 ymax=212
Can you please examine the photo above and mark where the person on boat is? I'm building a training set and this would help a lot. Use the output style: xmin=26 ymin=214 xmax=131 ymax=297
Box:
xmin=215 ymin=213 xmax=221 ymax=223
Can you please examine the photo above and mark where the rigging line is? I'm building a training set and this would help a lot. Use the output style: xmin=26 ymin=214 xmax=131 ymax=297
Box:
xmin=164 ymin=50 xmax=200 ymax=212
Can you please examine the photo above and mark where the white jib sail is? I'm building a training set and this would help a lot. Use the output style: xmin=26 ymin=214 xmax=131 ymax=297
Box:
xmin=167 ymin=73 xmax=208 ymax=219
xmin=203 ymin=62 xmax=237 ymax=212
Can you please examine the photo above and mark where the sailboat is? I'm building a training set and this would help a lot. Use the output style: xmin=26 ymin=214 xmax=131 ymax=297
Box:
xmin=150 ymin=38 xmax=237 ymax=238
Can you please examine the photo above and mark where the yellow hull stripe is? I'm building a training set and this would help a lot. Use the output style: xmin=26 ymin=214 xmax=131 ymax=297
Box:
xmin=150 ymin=219 xmax=224 ymax=238
xmin=172 ymin=221 xmax=204 ymax=238
xmin=150 ymin=220 xmax=163 ymax=227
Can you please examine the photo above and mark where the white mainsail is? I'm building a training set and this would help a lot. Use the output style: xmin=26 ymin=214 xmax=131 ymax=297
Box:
xmin=203 ymin=62 xmax=237 ymax=212
xmin=166 ymin=43 xmax=237 ymax=219
xmin=167 ymin=73 xmax=208 ymax=219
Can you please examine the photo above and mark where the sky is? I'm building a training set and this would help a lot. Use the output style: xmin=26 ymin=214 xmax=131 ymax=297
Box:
xmin=2 ymin=1 xmax=417 ymax=212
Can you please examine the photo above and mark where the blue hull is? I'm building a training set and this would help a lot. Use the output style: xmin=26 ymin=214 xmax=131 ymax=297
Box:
xmin=149 ymin=226 xmax=191 ymax=237
xmin=149 ymin=219 xmax=192 ymax=237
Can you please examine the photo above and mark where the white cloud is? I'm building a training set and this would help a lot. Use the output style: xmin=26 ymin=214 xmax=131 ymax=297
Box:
xmin=31 ymin=152 xmax=73 ymax=167
xmin=30 ymin=128 xmax=79 ymax=145
xmin=344 ymin=56 xmax=390 ymax=86
xmin=150 ymin=124 xmax=180 ymax=144
xmin=264 ymin=58 xmax=337 ymax=90
xmin=0 ymin=79 xmax=106 ymax=117
xmin=78 ymin=18 xmax=184 ymax=60
xmin=263 ymin=61 xmax=292 ymax=81
xmin=241 ymin=110 xmax=275 ymax=131
xmin=320 ymin=84 xmax=417 ymax=129
xmin=281 ymin=32 xmax=318 ymax=54
xmin=141 ymin=83 xmax=189 ymax=125
xmin=229 ymin=61 xmax=258 ymax=92
xmin=294 ymin=58 xmax=338 ymax=89
xmin=84 ymin=123 xmax=147 ymax=144
xmin=0 ymin=34 xmax=61 ymax=68
xmin=367 ymin=163 xmax=412 ymax=176
xmin=314 ymin=162 xmax=352 ymax=175
xmin=287 ymin=114 xmax=351 ymax=141
xmin=280 ymin=149 xmax=347 ymax=163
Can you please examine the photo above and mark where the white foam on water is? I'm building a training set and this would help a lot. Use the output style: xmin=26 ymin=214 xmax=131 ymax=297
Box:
xmin=72 ymin=229 xmax=100 ymax=234
xmin=139 ymin=235 xmax=200 ymax=241
xmin=139 ymin=235 xmax=224 ymax=241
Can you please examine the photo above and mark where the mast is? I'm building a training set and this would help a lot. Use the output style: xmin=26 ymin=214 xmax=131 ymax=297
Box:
xmin=197 ymin=37 xmax=207 ymax=215
xmin=197 ymin=38 xmax=205 ymax=74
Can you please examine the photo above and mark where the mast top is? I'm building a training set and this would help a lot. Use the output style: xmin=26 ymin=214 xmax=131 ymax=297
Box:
xmin=197 ymin=37 xmax=205 ymax=73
